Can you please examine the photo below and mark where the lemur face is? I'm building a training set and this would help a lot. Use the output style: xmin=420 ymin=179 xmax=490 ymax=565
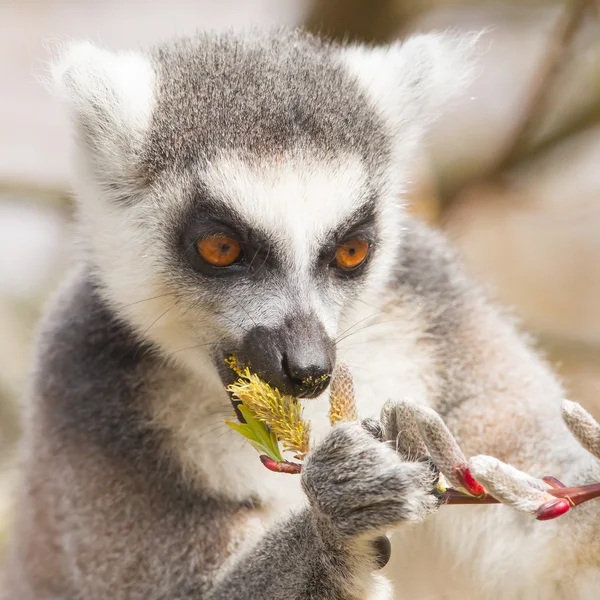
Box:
xmin=52 ymin=30 xmax=475 ymax=398
xmin=169 ymin=151 xmax=388 ymax=398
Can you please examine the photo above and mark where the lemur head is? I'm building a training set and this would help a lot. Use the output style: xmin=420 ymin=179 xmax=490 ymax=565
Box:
xmin=52 ymin=29 xmax=476 ymax=398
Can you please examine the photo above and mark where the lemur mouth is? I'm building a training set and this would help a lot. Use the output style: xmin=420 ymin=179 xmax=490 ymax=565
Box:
xmin=294 ymin=375 xmax=331 ymax=399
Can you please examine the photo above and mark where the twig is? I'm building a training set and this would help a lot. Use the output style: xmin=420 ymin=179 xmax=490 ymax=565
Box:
xmin=439 ymin=0 xmax=593 ymax=212
xmin=495 ymin=0 xmax=591 ymax=172
xmin=442 ymin=482 xmax=600 ymax=508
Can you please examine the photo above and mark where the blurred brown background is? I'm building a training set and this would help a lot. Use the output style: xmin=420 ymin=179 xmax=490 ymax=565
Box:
xmin=1 ymin=0 xmax=599 ymax=593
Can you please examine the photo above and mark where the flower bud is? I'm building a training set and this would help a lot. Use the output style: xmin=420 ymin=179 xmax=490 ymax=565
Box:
xmin=561 ymin=400 xmax=600 ymax=460
xmin=469 ymin=455 xmax=569 ymax=520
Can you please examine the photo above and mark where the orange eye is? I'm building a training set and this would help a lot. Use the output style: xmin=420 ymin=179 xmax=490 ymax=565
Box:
xmin=197 ymin=234 xmax=241 ymax=267
xmin=335 ymin=238 xmax=370 ymax=270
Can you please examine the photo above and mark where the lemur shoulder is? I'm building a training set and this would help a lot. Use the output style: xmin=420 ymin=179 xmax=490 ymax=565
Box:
xmin=2 ymin=29 xmax=599 ymax=600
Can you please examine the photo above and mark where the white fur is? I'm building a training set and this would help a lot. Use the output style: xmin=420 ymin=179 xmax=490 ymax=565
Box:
xmin=202 ymin=152 xmax=368 ymax=261
xmin=200 ymin=151 xmax=405 ymax=328
xmin=148 ymin=287 xmax=442 ymax=506
xmin=152 ymin=362 xmax=307 ymax=508
xmin=51 ymin=41 xmax=155 ymax=138
xmin=74 ymin=149 xmax=405 ymax=384
xmin=68 ymin=141 xmax=440 ymax=505
xmin=202 ymin=151 xmax=376 ymax=283
xmin=51 ymin=40 xmax=155 ymax=200
xmin=341 ymin=32 xmax=481 ymax=130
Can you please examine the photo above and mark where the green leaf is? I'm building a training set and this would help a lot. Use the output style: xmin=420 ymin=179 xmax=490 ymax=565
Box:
xmin=242 ymin=407 xmax=285 ymax=462
xmin=225 ymin=404 xmax=284 ymax=462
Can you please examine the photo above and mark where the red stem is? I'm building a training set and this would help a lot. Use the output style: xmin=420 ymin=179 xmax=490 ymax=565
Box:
xmin=259 ymin=455 xmax=303 ymax=474
xmin=257 ymin=455 xmax=600 ymax=510
xmin=442 ymin=482 xmax=600 ymax=507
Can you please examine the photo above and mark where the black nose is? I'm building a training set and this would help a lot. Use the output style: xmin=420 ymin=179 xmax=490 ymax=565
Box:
xmin=233 ymin=316 xmax=335 ymax=399
xmin=282 ymin=353 xmax=332 ymax=399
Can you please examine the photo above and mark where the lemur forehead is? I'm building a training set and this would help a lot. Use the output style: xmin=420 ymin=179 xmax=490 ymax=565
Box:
xmin=201 ymin=151 xmax=373 ymax=250
xmin=142 ymin=30 xmax=389 ymax=178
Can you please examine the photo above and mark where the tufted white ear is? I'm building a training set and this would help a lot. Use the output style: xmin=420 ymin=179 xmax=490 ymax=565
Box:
xmin=52 ymin=41 xmax=155 ymax=140
xmin=340 ymin=31 xmax=482 ymax=132
xmin=50 ymin=41 xmax=156 ymax=197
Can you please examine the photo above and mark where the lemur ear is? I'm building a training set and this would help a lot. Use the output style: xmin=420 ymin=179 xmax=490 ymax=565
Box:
xmin=50 ymin=41 xmax=155 ymax=195
xmin=340 ymin=32 xmax=481 ymax=132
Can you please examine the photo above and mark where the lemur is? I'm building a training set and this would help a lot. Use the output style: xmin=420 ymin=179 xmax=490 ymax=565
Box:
xmin=2 ymin=29 xmax=599 ymax=600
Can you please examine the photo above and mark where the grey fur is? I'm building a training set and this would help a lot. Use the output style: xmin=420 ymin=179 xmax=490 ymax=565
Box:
xmin=0 ymin=273 xmax=436 ymax=598
xmin=144 ymin=30 xmax=388 ymax=179
xmin=209 ymin=424 xmax=437 ymax=600
xmin=302 ymin=424 xmax=439 ymax=537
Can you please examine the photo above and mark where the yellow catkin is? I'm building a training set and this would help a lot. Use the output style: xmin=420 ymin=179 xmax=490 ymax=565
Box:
xmin=227 ymin=367 xmax=311 ymax=460
xmin=328 ymin=363 xmax=358 ymax=426
xmin=227 ymin=358 xmax=358 ymax=461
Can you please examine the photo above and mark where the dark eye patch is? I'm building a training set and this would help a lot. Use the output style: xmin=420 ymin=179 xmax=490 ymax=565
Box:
xmin=173 ymin=185 xmax=279 ymax=278
xmin=317 ymin=198 xmax=378 ymax=273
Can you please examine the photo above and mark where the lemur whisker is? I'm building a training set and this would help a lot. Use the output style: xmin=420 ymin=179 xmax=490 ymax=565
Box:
xmin=119 ymin=292 xmax=176 ymax=309
xmin=335 ymin=313 xmax=389 ymax=345
xmin=334 ymin=311 xmax=385 ymax=343
xmin=213 ymin=309 xmax=250 ymax=334
xmin=217 ymin=426 xmax=239 ymax=443
xmin=247 ymin=246 xmax=261 ymax=272
xmin=179 ymin=294 xmax=248 ymax=334
xmin=252 ymin=243 xmax=271 ymax=278
xmin=165 ymin=340 xmax=224 ymax=359
xmin=338 ymin=334 xmax=441 ymax=350
xmin=196 ymin=421 xmax=232 ymax=440
xmin=223 ymin=290 xmax=258 ymax=329
xmin=337 ymin=360 xmax=370 ymax=372
xmin=139 ymin=298 xmax=180 ymax=338
xmin=355 ymin=297 xmax=385 ymax=310
xmin=336 ymin=318 xmax=431 ymax=345
xmin=177 ymin=296 xmax=203 ymax=319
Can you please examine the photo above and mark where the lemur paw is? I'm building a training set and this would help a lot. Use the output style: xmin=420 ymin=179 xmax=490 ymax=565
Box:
xmin=301 ymin=422 xmax=440 ymax=539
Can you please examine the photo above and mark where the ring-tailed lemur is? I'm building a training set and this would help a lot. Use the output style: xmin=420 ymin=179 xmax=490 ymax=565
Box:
xmin=2 ymin=29 xmax=599 ymax=600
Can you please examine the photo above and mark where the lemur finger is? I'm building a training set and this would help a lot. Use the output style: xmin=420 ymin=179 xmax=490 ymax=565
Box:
xmin=561 ymin=399 xmax=600 ymax=461
xmin=469 ymin=456 xmax=570 ymax=521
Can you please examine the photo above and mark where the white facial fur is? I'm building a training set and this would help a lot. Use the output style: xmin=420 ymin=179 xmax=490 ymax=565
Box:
xmin=69 ymin=150 xmax=402 ymax=384
xmin=199 ymin=151 xmax=403 ymax=332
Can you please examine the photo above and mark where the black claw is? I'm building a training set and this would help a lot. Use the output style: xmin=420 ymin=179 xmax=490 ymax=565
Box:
xmin=371 ymin=535 xmax=392 ymax=569
xmin=417 ymin=456 xmax=443 ymax=498
xmin=417 ymin=455 xmax=439 ymax=475
xmin=361 ymin=418 xmax=384 ymax=441
xmin=431 ymin=487 xmax=444 ymax=507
